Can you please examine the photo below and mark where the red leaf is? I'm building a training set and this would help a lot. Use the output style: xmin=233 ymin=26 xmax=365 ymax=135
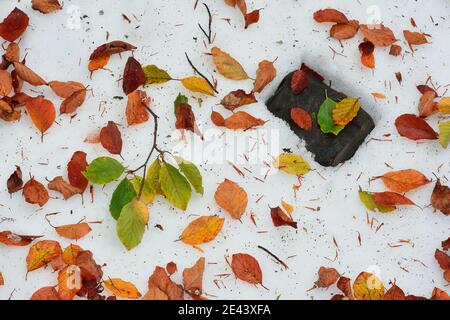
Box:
xmin=30 ymin=287 xmax=60 ymax=300
xmin=231 ymin=253 xmax=263 ymax=285
xmin=221 ymin=90 xmax=257 ymax=111
xmin=435 ymin=249 xmax=450 ymax=271
xmin=270 ymin=207 xmax=298 ymax=229
xmin=383 ymin=285 xmax=406 ymax=300
xmin=0 ymin=231 xmax=42 ymax=247
xmin=431 ymin=180 xmax=450 ymax=216
xmin=300 ymin=64 xmax=324 ymax=82
xmin=395 ymin=114 xmax=438 ymax=140
xmin=67 ymin=151 xmax=88 ymax=192
xmin=337 ymin=277 xmax=354 ymax=300
xmin=291 ymin=69 xmax=309 ymax=95
xmin=7 ymin=166 xmax=23 ymax=194
xmin=23 ymin=178 xmax=49 ymax=207
xmin=359 ymin=41 xmax=375 ymax=69
xmin=126 ymin=90 xmax=150 ymax=126
xmin=123 ymin=57 xmax=145 ymax=95
xmin=442 ymin=237 xmax=450 ymax=251
xmin=175 ymin=103 xmax=196 ymax=133
xmin=244 ymin=10 xmax=260 ymax=29
xmin=89 ymin=41 xmax=136 ymax=60
xmin=313 ymin=9 xmax=348 ymax=24
xmin=100 ymin=121 xmax=123 ymax=155
xmin=211 ymin=111 xmax=225 ymax=127
xmin=417 ymin=85 xmax=435 ymax=95
xmin=372 ymin=192 xmax=416 ymax=206
xmin=291 ymin=107 xmax=312 ymax=131
xmin=0 ymin=8 xmax=29 ymax=42
xmin=330 ymin=20 xmax=360 ymax=40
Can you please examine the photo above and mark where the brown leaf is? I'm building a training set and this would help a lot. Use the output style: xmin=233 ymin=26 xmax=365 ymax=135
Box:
xmin=60 ymin=88 xmax=87 ymax=114
xmin=359 ymin=41 xmax=375 ymax=69
xmin=166 ymin=262 xmax=177 ymax=276
xmin=221 ymin=90 xmax=257 ymax=111
xmin=383 ymin=285 xmax=406 ymax=300
xmin=215 ymin=179 xmax=248 ymax=220
xmin=67 ymin=151 xmax=88 ymax=192
xmin=123 ymin=56 xmax=145 ymax=95
xmin=0 ymin=231 xmax=42 ymax=246
xmin=23 ymin=178 xmax=49 ymax=207
xmin=55 ymin=223 xmax=92 ymax=240
xmin=372 ymin=192 xmax=416 ymax=206
xmin=244 ymin=10 xmax=260 ymax=29
xmin=442 ymin=237 xmax=450 ymax=251
xmin=30 ymin=287 xmax=60 ymax=300
xmin=7 ymin=166 xmax=23 ymax=194
xmin=211 ymin=111 xmax=225 ymax=127
xmin=253 ymin=60 xmax=276 ymax=93
xmin=270 ymin=207 xmax=297 ymax=229
xmin=389 ymin=45 xmax=402 ymax=56
xmin=48 ymin=176 xmax=83 ymax=200
xmin=49 ymin=81 xmax=85 ymax=99
xmin=417 ymin=85 xmax=436 ymax=95
xmin=183 ymin=257 xmax=205 ymax=298
xmin=0 ymin=8 xmax=29 ymax=42
xmin=403 ymin=30 xmax=428 ymax=49
xmin=176 ymin=103 xmax=196 ymax=133
xmin=431 ymin=180 xmax=450 ymax=216
xmin=313 ymin=9 xmax=348 ymax=24
xmin=395 ymin=114 xmax=438 ymax=141
xmin=291 ymin=69 xmax=309 ymax=95
xmin=143 ymin=287 xmax=169 ymax=300
xmin=337 ymin=277 xmax=354 ymax=300
xmin=75 ymin=250 xmax=103 ymax=282
xmin=360 ymin=24 xmax=397 ymax=47
xmin=315 ymin=267 xmax=340 ymax=288
xmin=32 ymin=0 xmax=62 ymax=14
xmin=231 ymin=253 xmax=263 ymax=285
xmin=89 ymin=41 xmax=136 ymax=61
xmin=25 ymin=96 xmax=56 ymax=135
xmin=330 ymin=20 xmax=360 ymax=40
xmin=100 ymin=121 xmax=123 ymax=155
xmin=0 ymin=70 xmax=12 ymax=96
xmin=0 ymin=99 xmax=21 ymax=122
xmin=418 ymin=91 xmax=437 ymax=118
xmin=224 ymin=111 xmax=265 ymax=130
xmin=13 ymin=62 xmax=47 ymax=86
xmin=377 ymin=169 xmax=430 ymax=193
xmin=148 ymin=266 xmax=184 ymax=300
xmin=291 ymin=107 xmax=312 ymax=131
xmin=126 ymin=90 xmax=150 ymax=126
xmin=4 ymin=42 xmax=20 ymax=63
xmin=431 ymin=288 xmax=450 ymax=300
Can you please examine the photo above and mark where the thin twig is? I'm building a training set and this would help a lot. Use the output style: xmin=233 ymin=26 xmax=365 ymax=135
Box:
xmin=185 ymin=53 xmax=218 ymax=94
xmin=198 ymin=3 xmax=212 ymax=44
xmin=258 ymin=245 xmax=289 ymax=270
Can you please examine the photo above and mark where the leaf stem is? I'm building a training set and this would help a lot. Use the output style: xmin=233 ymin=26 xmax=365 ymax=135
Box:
xmin=185 ymin=52 xmax=218 ymax=94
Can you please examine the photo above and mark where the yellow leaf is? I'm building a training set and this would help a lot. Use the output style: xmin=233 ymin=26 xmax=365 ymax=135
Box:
xmin=332 ymin=98 xmax=361 ymax=126
xmin=211 ymin=47 xmax=248 ymax=80
xmin=439 ymin=121 xmax=450 ymax=148
xmin=275 ymin=153 xmax=311 ymax=176
xmin=26 ymin=240 xmax=62 ymax=272
xmin=132 ymin=176 xmax=154 ymax=205
xmin=104 ymin=278 xmax=142 ymax=299
xmin=353 ymin=272 xmax=385 ymax=300
xmin=437 ymin=97 xmax=450 ymax=115
xmin=180 ymin=215 xmax=225 ymax=247
xmin=281 ymin=200 xmax=295 ymax=215
xmin=181 ymin=77 xmax=215 ymax=96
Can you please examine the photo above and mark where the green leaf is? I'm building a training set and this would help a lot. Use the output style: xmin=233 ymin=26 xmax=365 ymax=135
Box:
xmin=146 ymin=159 xmax=162 ymax=195
xmin=83 ymin=157 xmax=124 ymax=185
xmin=174 ymin=93 xmax=188 ymax=114
xmin=439 ymin=121 xmax=450 ymax=148
xmin=116 ymin=198 xmax=148 ymax=250
xmin=175 ymin=156 xmax=204 ymax=195
xmin=359 ymin=190 xmax=396 ymax=213
xmin=110 ymin=179 xmax=137 ymax=220
xmin=143 ymin=65 xmax=172 ymax=85
xmin=318 ymin=98 xmax=345 ymax=136
xmin=132 ymin=176 xmax=155 ymax=205
xmin=160 ymin=162 xmax=192 ymax=211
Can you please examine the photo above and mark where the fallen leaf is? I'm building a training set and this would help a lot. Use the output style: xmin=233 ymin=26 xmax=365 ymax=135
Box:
xmin=372 ymin=192 xmax=416 ymax=207
xmin=116 ymin=198 xmax=149 ymax=250
xmin=83 ymin=157 xmax=125 ymax=185
xmin=270 ymin=207 xmax=297 ymax=229
xmin=330 ymin=20 xmax=360 ymax=40
xmin=126 ymin=90 xmax=150 ymax=126
xmin=360 ymin=24 xmax=397 ymax=47
xmin=122 ymin=56 xmax=145 ymax=95
xmin=439 ymin=121 xmax=450 ymax=149
xmin=0 ymin=8 xmax=29 ymax=42
xmin=7 ymin=166 xmax=23 ymax=194
xmin=23 ymin=178 xmax=49 ymax=207
xmin=180 ymin=215 xmax=225 ymax=247
xmin=431 ymin=288 xmax=450 ymax=300
xmin=403 ymin=30 xmax=428 ymax=49
xmin=431 ymin=180 xmax=450 ymax=216
xmin=221 ymin=90 xmax=257 ymax=111
xmin=211 ymin=47 xmax=248 ymax=80
xmin=359 ymin=41 xmax=375 ymax=69
xmin=253 ymin=60 xmax=276 ymax=93
xmin=359 ymin=190 xmax=396 ymax=213
xmin=88 ymin=55 xmax=110 ymax=72
xmin=48 ymin=176 xmax=83 ymax=200
xmin=67 ymin=151 xmax=88 ymax=192
xmin=181 ymin=76 xmax=215 ymax=96
xmin=183 ymin=257 xmax=205 ymax=298
xmin=25 ymin=96 xmax=56 ymax=136
xmin=291 ymin=107 xmax=312 ymax=131
xmin=332 ymin=98 xmax=361 ymax=126
xmin=231 ymin=253 xmax=263 ymax=285
xmin=0 ymin=70 xmax=12 ymax=96
xmin=383 ymin=285 xmax=406 ymax=300
xmin=244 ymin=10 xmax=260 ymax=29
xmin=274 ymin=153 xmax=311 ymax=176
xmin=395 ymin=114 xmax=438 ymax=141
xmin=389 ymin=44 xmax=402 ymax=56
xmin=211 ymin=111 xmax=225 ymax=127
xmin=27 ymin=240 xmax=62 ymax=272
xmin=313 ymin=9 xmax=348 ymax=24
xmin=435 ymin=250 xmax=450 ymax=271
xmin=100 ymin=121 xmax=123 ymax=155
xmin=377 ymin=169 xmax=430 ymax=193
xmin=224 ymin=111 xmax=265 ymax=130
xmin=4 ymin=42 xmax=20 ymax=63
xmin=0 ymin=231 xmax=42 ymax=246
xmin=175 ymin=103 xmax=196 ymax=133
xmin=55 ymin=222 xmax=92 ymax=240
xmin=166 ymin=262 xmax=177 ymax=276
xmin=32 ymin=0 xmax=62 ymax=14
xmin=90 ymin=41 xmax=136 ymax=61
xmin=104 ymin=278 xmax=142 ymax=299
xmin=147 ymin=266 xmax=184 ymax=300
xmin=215 ymin=179 xmax=248 ymax=220
xmin=315 ymin=267 xmax=340 ymax=288
xmin=61 ymin=244 xmax=84 ymax=265
xmin=437 ymin=97 xmax=450 ymax=115
xmin=57 ymin=266 xmax=81 ymax=300
xmin=353 ymin=272 xmax=385 ymax=300
xmin=291 ymin=69 xmax=309 ymax=95
xmin=60 ymin=88 xmax=87 ymax=115
xmin=337 ymin=277 xmax=354 ymax=300
xmin=30 ymin=287 xmax=60 ymax=300
xmin=13 ymin=62 xmax=47 ymax=86
xmin=419 ymin=91 xmax=437 ymax=118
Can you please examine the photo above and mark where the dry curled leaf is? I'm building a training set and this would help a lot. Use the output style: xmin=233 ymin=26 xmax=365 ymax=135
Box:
xmin=0 ymin=70 xmax=12 ymax=96
xmin=431 ymin=288 xmax=450 ymax=300
xmin=389 ymin=44 xmax=402 ymax=56
xmin=337 ymin=277 xmax=354 ymax=300
xmin=88 ymin=55 xmax=110 ymax=73
xmin=418 ymin=91 xmax=437 ymax=118
xmin=166 ymin=262 xmax=177 ymax=276
xmin=27 ymin=240 xmax=62 ymax=272
xmin=48 ymin=176 xmax=83 ymax=200
xmin=23 ymin=178 xmax=49 ymax=207
xmin=360 ymin=24 xmax=397 ymax=47
xmin=100 ymin=121 xmax=123 ymax=155
xmin=431 ymin=180 xmax=450 ymax=216
xmin=244 ymin=10 xmax=260 ymax=29
xmin=13 ymin=62 xmax=47 ymax=86
xmin=0 ymin=231 xmax=42 ymax=247
xmin=123 ymin=56 xmax=145 ymax=95
xmin=0 ymin=8 xmax=29 ymax=42
xmin=315 ymin=267 xmax=340 ymax=288
xmin=359 ymin=41 xmax=375 ymax=69
xmin=231 ymin=253 xmax=263 ymax=285
xmin=376 ymin=169 xmax=430 ymax=193
xmin=7 ymin=166 xmax=23 ymax=194
xmin=60 ymin=88 xmax=87 ymax=115
xmin=0 ymin=99 xmax=21 ymax=122
xmin=270 ymin=207 xmax=297 ymax=229
xmin=175 ymin=103 xmax=196 ymax=133
xmin=395 ymin=114 xmax=438 ymax=141
xmin=183 ymin=258 xmax=205 ymax=299
xmin=221 ymin=90 xmax=257 ymax=111
xmin=32 ymin=0 xmax=62 ymax=14
xmin=104 ymin=278 xmax=142 ymax=299
xmin=291 ymin=107 xmax=312 ymax=131
xmin=403 ymin=30 xmax=428 ymax=50
xmin=211 ymin=47 xmax=248 ymax=80
xmin=57 ymin=266 xmax=81 ymax=300
xmin=215 ymin=179 xmax=248 ymax=220
xmin=211 ymin=111 xmax=226 ymax=127
xmin=90 ymin=41 xmax=136 ymax=61
xmin=147 ymin=266 xmax=184 ymax=300
xmin=126 ymin=90 xmax=150 ymax=126
xmin=253 ymin=60 xmax=276 ymax=93
xmin=179 ymin=215 xmax=224 ymax=247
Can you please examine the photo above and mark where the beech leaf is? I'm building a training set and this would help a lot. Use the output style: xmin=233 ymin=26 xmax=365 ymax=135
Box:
xmin=353 ymin=272 xmax=385 ymax=300
xmin=175 ymin=157 xmax=204 ymax=195
xmin=318 ymin=98 xmax=344 ymax=136
xmin=116 ymin=198 xmax=149 ymax=250
xmin=231 ymin=253 xmax=263 ymax=285
xmin=100 ymin=121 xmax=123 ymax=155
xmin=143 ymin=65 xmax=172 ymax=85
xmin=110 ymin=178 xmax=137 ymax=220
xmin=181 ymin=77 xmax=215 ymax=96
xmin=395 ymin=114 xmax=438 ymax=141
xmin=211 ymin=47 xmax=248 ymax=80
xmin=83 ymin=157 xmax=125 ymax=185
xmin=179 ymin=215 xmax=224 ymax=247
xmin=215 ymin=179 xmax=248 ymax=220
xmin=253 ymin=60 xmax=276 ymax=93
xmin=26 ymin=240 xmax=62 ymax=272
xmin=23 ymin=178 xmax=49 ymax=207
xmin=104 ymin=278 xmax=142 ymax=299
xmin=159 ymin=162 xmax=192 ymax=211
xmin=274 ymin=153 xmax=311 ymax=176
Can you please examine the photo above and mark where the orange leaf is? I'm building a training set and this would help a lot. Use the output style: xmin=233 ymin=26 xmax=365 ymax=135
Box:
xmin=0 ymin=231 xmax=42 ymax=247
xmin=55 ymin=222 xmax=92 ymax=240
xmin=126 ymin=90 xmax=150 ymax=126
xmin=211 ymin=111 xmax=225 ymax=127
xmin=224 ymin=111 xmax=265 ymax=130
xmin=244 ymin=10 xmax=260 ymax=29
xmin=0 ymin=8 xmax=29 ymax=42
xmin=25 ymin=96 xmax=56 ymax=135
xmin=26 ymin=240 xmax=62 ymax=272
xmin=383 ymin=285 xmax=406 ymax=300
xmin=180 ymin=215 xmax=224 ymax=247
xmin=211 ymin=47 xmax=248 ymax=80
xmin=360 ymin=24 xmax=397 ymax=47
xmin=330 ymin=20 xmax=360 ymax=40
xmin=60 ymin=88 xmax=87 ymax=114
xmin=215 ymin=179 xmax=248 ymax=220
xmin=30 ymin=287 xmax=60 ymax=300
xmin=147 ymin=266 xmax=184 ymax=300
xmin=62 ymin=244 xmax=84 ymax=265
xmin=231 ymin=253 xmax=263 ymax=285
xmin=104 ymin=278 xmax=142 ymax=299
xmin=431 ymin=180 xmax=450 ymax=216
xmin=183 ymin=257 xmax=205 ymax=298
xmin=372 ymin=192 xmax=416 ymax=206
xmin=58 ymin=266 xmax=82 ymax=300
xmin=0 ymin=70 xmax=12 ymax=96
xmin=49 ymin=81 xmax=85 ymax=98
xmin=253 ymin=60 xmax=276 ymax=93
xmin=23 ymin=178 xmax=49 ymax=207
xmin=418 ymin=91 xmax=437 ymax=118
xmin=315 ymin=267 xmax=340 ymax=288
xmin=100 ymin=121 xmax=123 ymax=155
xmin=313 ymin=9 xmax=348 ymax=24
xmin=403 ymin=30 xmax=428 ymax=49
xmin=88 ymin=54 xmax=110 ymax=72
xmin=359 ymin=41 xmax=375 ymax=69
xmin=377 ymin=169 xmax=430 ymax=193
xmin=48 ymin=176 xmax=83 ymax=200
xmin=32 ymin=0 xmax=62 ymax=14
xmin=221 ymin=90 xmax=257 ymax=111
xmin=13 ymin=62 xmax=47 ymax=86
xmin=291 ymin=107 xmax=312 ymax=131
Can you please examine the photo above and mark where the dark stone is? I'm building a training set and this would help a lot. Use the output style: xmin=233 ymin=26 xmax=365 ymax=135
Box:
xmin=266 ymin=70 xmax=375 ymax=167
